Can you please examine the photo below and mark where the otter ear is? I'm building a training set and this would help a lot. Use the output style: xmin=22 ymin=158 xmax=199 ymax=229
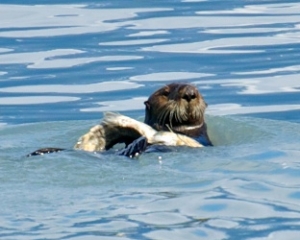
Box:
xmin=144 ymin=101 xmax=150 ymax=109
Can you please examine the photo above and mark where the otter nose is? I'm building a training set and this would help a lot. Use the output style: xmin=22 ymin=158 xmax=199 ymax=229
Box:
xmin=183 ymin=87 xmax=196 ymax=102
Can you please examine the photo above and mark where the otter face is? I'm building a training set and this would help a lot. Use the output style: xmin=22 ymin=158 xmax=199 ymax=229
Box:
xmin=144 ymin=83 xmax=207 ymax=132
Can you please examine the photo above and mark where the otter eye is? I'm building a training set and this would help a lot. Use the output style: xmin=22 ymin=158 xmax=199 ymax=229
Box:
xmin=162 ymin=90 xmax=169 ymax=97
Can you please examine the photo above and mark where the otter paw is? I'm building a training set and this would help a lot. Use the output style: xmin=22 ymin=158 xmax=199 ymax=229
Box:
xmin=118 ymin=136 xmax=148 ymax=158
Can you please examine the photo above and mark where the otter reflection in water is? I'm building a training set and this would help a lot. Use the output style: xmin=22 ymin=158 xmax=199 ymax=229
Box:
xmin=27 ymin=83 xmax=212 ymax=158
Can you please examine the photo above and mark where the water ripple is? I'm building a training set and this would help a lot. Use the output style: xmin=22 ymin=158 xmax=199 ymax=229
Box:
xmin=1 ymin=1 xmax=300 ymax=239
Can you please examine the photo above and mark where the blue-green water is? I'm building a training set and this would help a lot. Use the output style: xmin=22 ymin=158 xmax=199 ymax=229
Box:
xmin=1 ymin=1 xmax=300 ymax=239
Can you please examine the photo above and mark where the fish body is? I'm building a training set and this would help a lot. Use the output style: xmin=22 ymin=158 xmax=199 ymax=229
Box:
xmin=74 ymin=112 xmax=203 ymax=152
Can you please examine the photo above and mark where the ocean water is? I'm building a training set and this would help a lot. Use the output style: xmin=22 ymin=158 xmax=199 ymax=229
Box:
xmin=1 ymin=1 xmax=300 ymax=239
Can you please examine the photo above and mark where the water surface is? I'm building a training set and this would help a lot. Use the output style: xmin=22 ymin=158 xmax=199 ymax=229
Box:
xmin=1 ymin=1 xmax=300 ymax=239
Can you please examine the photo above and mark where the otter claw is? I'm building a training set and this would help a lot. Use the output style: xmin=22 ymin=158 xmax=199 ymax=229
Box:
xmin=118 ymin=136 xmax=148 ymax=158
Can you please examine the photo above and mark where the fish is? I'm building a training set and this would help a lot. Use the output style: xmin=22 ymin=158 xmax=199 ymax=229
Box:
xmin=74 ymin=112 xmax=203 ymax=152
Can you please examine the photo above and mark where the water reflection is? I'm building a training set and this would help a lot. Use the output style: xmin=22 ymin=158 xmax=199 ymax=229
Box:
xmin=0 ymin=96 xmax=80 ymax=105
xmin=99 ymin=39 xmax=168 ymax=46
xmin=194 ymin=74 xmax=300 ymax=94
xmin=0 ymin=81 xmax=142 ymax=94
xmin=81 ymin=97 xmax=146 ymax=112
xmin=142 ymin=35 xmax=300 ymax=54
xmin=128 ymin=30 xmax=169 ymax=37
xmin=0 ymin=50 xmax=143 ymax=69
xmin=0 ymin=1 xmax=300 ymax=239
xmin=0 ymin=4 xmax=171 ymax=37
xmin=207 ymin=103 xmax=300 ymax=116
xmin=130 ymin=72 xmax=214 ymax=82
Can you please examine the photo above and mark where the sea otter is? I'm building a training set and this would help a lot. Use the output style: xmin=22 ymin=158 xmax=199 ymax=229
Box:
xmin=27 ymin=83 xmax=212 ymax=157
xmin=144 ymin=82 xmax=212 ymax=146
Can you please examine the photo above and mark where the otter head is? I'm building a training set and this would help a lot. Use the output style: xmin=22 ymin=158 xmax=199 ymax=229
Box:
xmin=144 ymin=83 xmax=207 ymax=137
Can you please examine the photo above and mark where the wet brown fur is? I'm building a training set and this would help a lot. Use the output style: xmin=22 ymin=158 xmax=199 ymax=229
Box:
xmin=144 ymin=83 xmax=211 ymax=143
